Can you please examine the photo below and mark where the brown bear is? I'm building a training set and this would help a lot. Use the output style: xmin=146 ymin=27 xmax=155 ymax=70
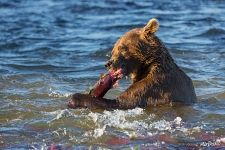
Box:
xmin=68 ymin=18 xmax=197 ymax=110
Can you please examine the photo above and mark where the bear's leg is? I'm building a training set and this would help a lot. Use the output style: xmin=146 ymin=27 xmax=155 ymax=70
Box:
xmin=68 ymin=93 xmax=120 ymax=110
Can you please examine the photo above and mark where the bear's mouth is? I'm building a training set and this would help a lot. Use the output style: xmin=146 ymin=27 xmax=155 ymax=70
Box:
xmin=109 ymin=68 xmax=123 ymax=87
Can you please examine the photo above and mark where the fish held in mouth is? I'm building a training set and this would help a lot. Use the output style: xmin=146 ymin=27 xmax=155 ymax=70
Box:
xmin=89 ymin=68 xmax=123 ymax=98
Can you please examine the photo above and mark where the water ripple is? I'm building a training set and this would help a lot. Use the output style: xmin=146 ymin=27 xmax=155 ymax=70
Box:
xmin=1 ymin=0 xmax=225 ymax=149
xmin=197 ymin=28 xmax=225 ymax=37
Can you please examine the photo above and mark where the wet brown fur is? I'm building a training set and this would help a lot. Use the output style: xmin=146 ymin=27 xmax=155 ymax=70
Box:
xmin=69 ymin=18 xmax=197 ymax=110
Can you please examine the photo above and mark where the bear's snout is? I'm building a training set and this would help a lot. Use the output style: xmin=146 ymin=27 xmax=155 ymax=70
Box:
xmin=68 ymin=99 xmax=76 ymax=108
xmin=105 ymin=59 xmax=113 ymax=68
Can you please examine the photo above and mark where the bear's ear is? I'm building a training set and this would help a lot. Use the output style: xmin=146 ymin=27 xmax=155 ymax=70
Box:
xmin=143 ymin=18 xmax=159 ymax=35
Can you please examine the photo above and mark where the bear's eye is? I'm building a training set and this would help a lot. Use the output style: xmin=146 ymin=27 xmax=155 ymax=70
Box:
xmin=118 ymin=45 xmax=128 ymax=56
xmin=118 ymin=44 xmax=128 ymax=51
xmin=119 ymin=45 xmax=130 ymax=59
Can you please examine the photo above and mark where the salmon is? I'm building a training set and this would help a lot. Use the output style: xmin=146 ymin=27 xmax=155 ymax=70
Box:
xmin=89 ymin=69 xmax=123 ymax=97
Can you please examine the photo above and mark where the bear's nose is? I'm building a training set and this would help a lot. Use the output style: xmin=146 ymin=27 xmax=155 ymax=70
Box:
xmin=105 ymin=60 xmax=113 ymax=68
xmin=68 ymin=99 xmax=76 ymax=108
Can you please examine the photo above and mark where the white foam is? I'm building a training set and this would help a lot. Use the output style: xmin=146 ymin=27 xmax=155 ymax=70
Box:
xmin=93 ymin=125 xmax=106 ymax=138
xmin=44 ymin=108 xmax=204 ymax=141
xmin=150 ymin=119 xmax=172 ymax=131
xmin=85 ymin=108 xmax=157 ymax=138
xmin=88 ymin=112 xmax=98 ymax=123
xmin=48 ymin=88 xmax=71 ymax=98
xmin=97 ymin=108 xmax=148 ymax=130
xmin=46 ymin=109 xmax=73 ymax=123
xmin=216 ymin=137 xmax=225 ymax=144
xmin=173 ymin=116 xmax=182 ymax=125
xmin=48 ymin=91 xmax=71 ymax=98
xmin=84 ymin=109 xmax=202 ymax=139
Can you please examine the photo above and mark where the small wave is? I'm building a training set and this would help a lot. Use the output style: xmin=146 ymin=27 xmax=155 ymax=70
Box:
xmin=48 ymin=88 xmax=71 ymax=98
xmin=0 ymin=1 xmax=17 ymax=8
xmin=197 ymin=28 xmax=225 ymax=37
xmin=84 ymin=108 xmax=146 ymax=138
xmin=215 ymin=91 xmax=225 ymax=100
xmin=102 ymin=23 xmax=143 ymax=32
xmin=192 ymin=17 xmax=218 ymax=23
xmin=0 ymin=42 xmax=22 ymax=50
xmin=83 ymin=109 xmax=192 ymax=139
xmin=68 ymin=3 xmax=125 ymax=15
xmin=89 ymin=48 xmax=111 ymax=58
xmin=45 ymin=109 xmax=73 ymax=123
xmin=6 ymin=63 xmax=73 ymax=72
xmin=194 ymin=95 xmax=225 ymax=116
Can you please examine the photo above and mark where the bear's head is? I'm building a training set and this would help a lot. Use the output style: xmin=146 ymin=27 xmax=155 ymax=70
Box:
xmin=105 ymin=18 xmax=166 ymax=82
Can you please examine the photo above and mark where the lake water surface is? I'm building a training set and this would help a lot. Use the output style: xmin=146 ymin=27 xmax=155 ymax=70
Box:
xmin=0 ymin=0 xmax=225 ymax=149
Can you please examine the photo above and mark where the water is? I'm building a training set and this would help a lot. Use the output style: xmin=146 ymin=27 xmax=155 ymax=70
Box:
xmin=0 ymin=0 xmax=225 ymax=149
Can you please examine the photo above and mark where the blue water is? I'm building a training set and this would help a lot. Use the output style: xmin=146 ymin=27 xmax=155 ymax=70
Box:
xmin=0 ymin=0 xmax=225 ymax=149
